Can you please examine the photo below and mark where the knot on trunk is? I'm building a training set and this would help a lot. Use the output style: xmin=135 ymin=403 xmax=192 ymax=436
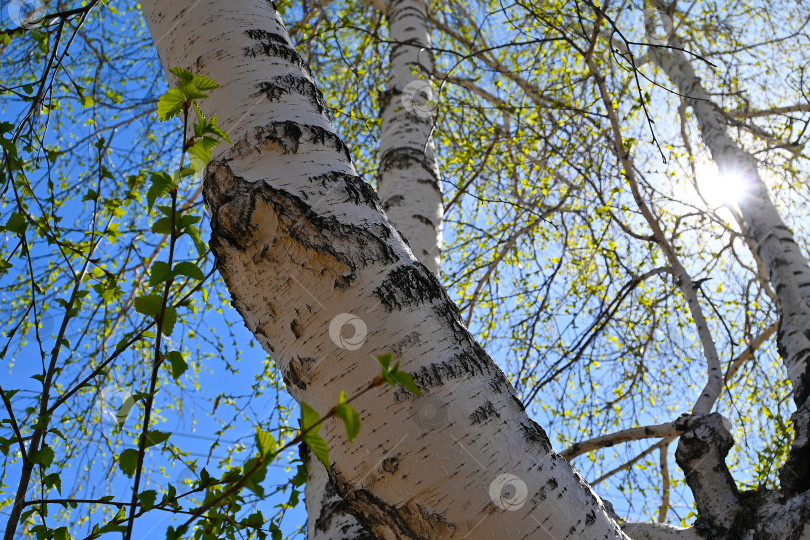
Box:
xmin=676 ymin=413 xmax=740 ymax=534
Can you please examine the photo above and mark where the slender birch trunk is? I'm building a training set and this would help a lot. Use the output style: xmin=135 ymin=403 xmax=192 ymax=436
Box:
xmin=649 ymin=33 xmax=810 ymax=497
xmin=140 ymin=1 xmax=624 ymax=537
xmin=375 ymin=0 xmax=443 ymax=274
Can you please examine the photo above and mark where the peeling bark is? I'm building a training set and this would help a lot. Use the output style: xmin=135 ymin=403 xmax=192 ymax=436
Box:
xmin=140 ymin=1 xmax=626 ymax=537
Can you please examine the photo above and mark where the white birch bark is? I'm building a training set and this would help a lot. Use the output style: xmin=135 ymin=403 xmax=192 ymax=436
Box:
xmin=305 ymin=0 xmax=442 ymax=534
xmin=376 ymin=0 xmax=443 ymax=274
xmin=649 ymin=33 xmax=810 ymax=496
xmin=140 ymin=0 xmax=625 ymax=537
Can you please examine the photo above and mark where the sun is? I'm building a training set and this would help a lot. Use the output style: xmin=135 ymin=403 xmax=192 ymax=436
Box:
xmin=693 ymin=161 xmax=749 ymax=207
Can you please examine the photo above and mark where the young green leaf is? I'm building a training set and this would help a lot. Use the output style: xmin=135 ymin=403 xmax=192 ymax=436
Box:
xmin=149 ymin=261 xmax=173 ymax=286
xmin=302 ymin=431 xmax=330 ymax=468
xmin=161 ymin=306 xmax=177 ymax=336
xmin=299 ymin=402 xmax=330 ymax=466
xmin=166 ymin=350 xmax=187 ymax=380
xmin=44 ymin=472 xmax=61 ymax=494
xmin=134 ymin=294 xmax=163 ymax=318
xmin=255 ymin=429 xmax=276 ymax=458
xmin=377 ymin=353 xmax=421 ymax=395
xmin=334 ymin=391 xmax=360 ymax=443
xmin=173 ymin=261 xmax=204 ymax=281
xmin=143 ymin=430 xmax=171 ymax=448
xmin=146 ymin=172 xmax=173 ymax=210
xmin=138 ymin=489 xmax=157 ymax=511
xmin=156 ymin=88 xmax=186 ymax=121
xmin=29 ymin=445 xmax=54 ymax=468
xmin=168 ymin=67 xmax=194 ymax=82
xmin=118 ymin=448 xmax=139 ymax=477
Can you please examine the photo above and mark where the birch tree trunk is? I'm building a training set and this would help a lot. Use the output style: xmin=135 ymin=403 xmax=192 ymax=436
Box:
xmin=649 ymin=32 xmax=810 ymax=497
xmin=306 ymin=0 xmax=441 ymax=535
xmin=376 ymin=0 xmax=443 ymax=274
xmin=140 ymin=0 xmax=625 ymax=537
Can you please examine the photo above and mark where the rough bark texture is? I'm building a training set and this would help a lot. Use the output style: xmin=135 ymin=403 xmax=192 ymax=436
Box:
xmin=376 ymin=0 xmax=443 ymax=273
xmin=650 ymin=34 xmax=810 ymax=497
xmin=140 ymin=1 xmax=626 ymax=538
xmin=304 ymin=446 xmax=373 ymax=539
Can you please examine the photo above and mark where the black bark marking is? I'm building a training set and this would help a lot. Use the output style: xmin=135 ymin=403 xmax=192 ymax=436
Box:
xmin=290 ymin=319 xmax=303 ymax=338
xmin=311 ymin=171 xmax=381 ymax=210
xmin=411 ymin=346 xmax=490 ymax=392
xmin=378 ymin=147 xmax=440 ymax=191
xmin=283 ymin=356 xmax=315 ymax=391
xmin=244 ymin=29 xmax=312 ymax=77
xmin=256 ymin=74 xmax=326 ymax=115
xmin=470 ymin=401 xmax=500 ymax=424
xmin=204 ymin=160 xmax=397 ymax=273
xmin=328 ymin=468 xmax=456 ymax=538
xmin=382 ymin=194 xmax=405 ymax=210
xmin=381 ymin=455 xmax=400 ymax=475
xmin=413 ymin=214 xmax=435 ymax=227
xmin=375 ymin=264 xmax=444 ymax=312
xmin=520 ymin=419 xmax=552 ymax=453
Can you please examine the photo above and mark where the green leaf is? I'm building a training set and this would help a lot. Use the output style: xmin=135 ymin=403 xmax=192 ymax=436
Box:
xmin=299 ymin=402 xmax=329 ymax=467
xmin=149 ymin=261 xmax=172 ymax=286
xmin=192 ymin=75 xmax=219 ymax=91
xmin=173 ymin=261 xmax=204 ymax=281
xmin=206 ymin=115 xmax=231 ymax=144
xmin=30 ymin=445 xmax=54 ymax=468
xmin=302 ymin=431 xmax=330 ymax=468
xmin=166 ymin=350 xmax=187 ymax=380
xmin=178 ymin=214 xmax=202 ymax=232
xmin=44 ymin=472 xmax=61 ymax=494
xmin=299 ymin=402 xmax=320 ymax=431
xmin=134 ymin=294 xmax=163 ymax=318
xmin=144 ymin=430 xmax=171 ymax=448
xmin=166 ymin=525 xmax=188 ymax=540
xmin=377 ymin=352 xmax=392 ymax=370
xmin=118 ymin=448 xmax=139 ymax=477
xmin=147 ymin=172 xmax=173 ymax=210
xmin=377 ymin=354 xmax=421 ymax=395
xmin=255 ymin=429 xmax=276 ymax=458
xmin=157 ymin=88 xmax=186 ymax=121
xmin=161 ymin=306 xmax=177 ymax=336
xmin=335 ymin=391 xmax=360 ymax=443
xmin=151 ymin=217 xmax=174 ymax=235
xmin=179 ymin=80 xmax=207 ymax=100
xmin=4 ymin=212 xmax=27 ymax=234
xmin=188 ymin=136 xmax=219 ymax=171
xmin=186 ymin=225 xmax=207 ymax=257
xmin=168 ymin=67 xmax=193 ymax=82
xmin=138 ymin=489 xmax=157 ymax=511
xmin=243 ymin=457 xmax=268 ymax=498
xmin=79 ymin=95 xmax=94 ymax=108
xmin=53 ymin=526 xmax=70 ymax=540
